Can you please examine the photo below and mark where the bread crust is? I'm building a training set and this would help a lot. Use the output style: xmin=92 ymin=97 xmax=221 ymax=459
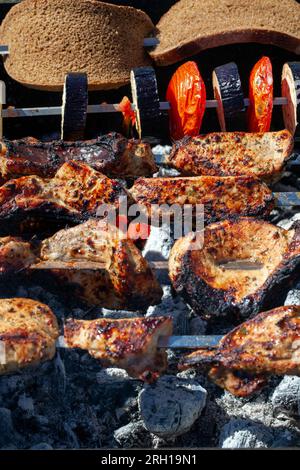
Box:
xmin=0 ymin=0 xmax=154 ymax=90
xmin=150 ymin=0 xmax=300 ymax=65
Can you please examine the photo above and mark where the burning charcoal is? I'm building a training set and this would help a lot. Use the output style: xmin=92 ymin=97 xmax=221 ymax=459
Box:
xmin=285 ymin=289 xmax=300 ymax=306
xmin=114 ymin=421 xmax=151 ymax=448
xmin=138 ymin=375 xmax=207 ymax=438
xmin=146 ymin=285 xmax=190 ymax=335
xmin=271 ymin=376 xmax=300 ymax=417
xmin=218 ymin=418 xmax=274 ymax=449
xmin=96 ymin=368 xmax=131 ymax=385
xmin=30 ymin=443 xmax=53 ymax=450
xmin=0 ymin=407 xmax=22 ymax=448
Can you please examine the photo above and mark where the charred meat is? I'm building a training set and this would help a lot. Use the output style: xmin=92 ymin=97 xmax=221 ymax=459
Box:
xmin=167 ymin=130 xmax=293 ymax=183
xmin=130 ymin=176 xmax=274 ymax=223
xmin=0 ymin=298 xmax=59 ymax=375
xmin=169 ymin=218 xmax=300 ymax=320
xmin=0 ymin=160 xmax=132 ymax=236
xmin=0 ymin=220 xmax=162 ymax=309
xmin=64 ymin=316 xmax=172 ymax=381
xmin=0 ymin=133 xmax=157 ymax=181
xmin=179 ymin=306 xmax=300 ymax=397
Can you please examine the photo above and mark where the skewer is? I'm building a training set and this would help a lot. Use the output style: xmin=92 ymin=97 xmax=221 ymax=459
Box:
xmin=1 ymin=97 xmax=289 ymax=118
xmin=56 ymin=334 xmax=222 ymax=350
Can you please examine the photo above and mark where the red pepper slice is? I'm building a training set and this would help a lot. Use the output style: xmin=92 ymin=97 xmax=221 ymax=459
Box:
xmin=247 ymin=57 xmax=273 ymax=132
xmin=119 ymin=96 xmax=136 ymax=137
xmin=166 ymin=61 xmax=206 ymax=140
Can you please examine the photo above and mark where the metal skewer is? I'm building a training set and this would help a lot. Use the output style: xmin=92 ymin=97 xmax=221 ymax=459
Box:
xmin=56 ymin=334 xmax=222 ymax=350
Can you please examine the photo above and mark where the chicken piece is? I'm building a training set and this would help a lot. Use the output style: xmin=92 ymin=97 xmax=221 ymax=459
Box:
xmin=0 ymin=133 xmax=157 ymax=182
xmin=38 ymin=219 xmax=162 ymax=309
xmin=0 ymin=298 xmax=59 ymax=374
xmin=169 ymin=218 xmax=300 ymax=319
xmin=130 ymin=176 xmax=274 ymax=223
xmin=179 ymin=306 xmax=300 ymax=397
xmin=0 ymin=236 xmax=37 ymax=274
xmin=0 ymin=160 xmax=132 ymax=236
xmin=64 ymin=316 xmax=172 ymax=381
xmin=168 ymin=130 xmax=293 ymax=183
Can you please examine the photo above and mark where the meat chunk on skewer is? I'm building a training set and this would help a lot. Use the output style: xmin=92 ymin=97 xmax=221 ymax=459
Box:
xmin=64 ymin=316 xmax=172 ymax=381
xmin=179 ymin=305 xmax=300 ymax=397
xmin=0 ymin=298 xmax=59 ymax=375
xmin=0 ymin=220 xmax=162 ymax=310
xmin=0 ymin=160 xmax=132 ymax=236
xmin=39 ymin=220 xmax=162 ymax=309
xmin=130 ymin=176 xmax=274 ymax=223
xmin=0 ymin=133 xmax=157 ymax=181
xmin=167 ymin=130 xmax=293 ymax=183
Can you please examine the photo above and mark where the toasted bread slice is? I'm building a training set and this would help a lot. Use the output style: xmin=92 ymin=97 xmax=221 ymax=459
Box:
xmin=0 ymin=0 xmax=154 ymax=90
xmin=150 ymin=0 xmax=300 ymax=65
xmin=168 ymin=130 xmax=294 ymax=183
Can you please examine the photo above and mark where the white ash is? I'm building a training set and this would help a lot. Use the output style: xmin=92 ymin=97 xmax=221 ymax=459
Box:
xmin=271 ymin=376 xmax=300 ymax=418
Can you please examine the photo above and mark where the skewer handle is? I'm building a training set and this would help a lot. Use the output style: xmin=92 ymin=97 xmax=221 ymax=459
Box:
xmin=0 ymin=81 xmax=6 ymax=139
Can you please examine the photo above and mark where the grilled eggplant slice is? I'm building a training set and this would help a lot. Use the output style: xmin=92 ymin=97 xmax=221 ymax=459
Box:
xmin=64 ymin=316 xmax=172 ymax=381
xmin=212 ymin=62 xmax=246 ymax=131
xmin=130 ymin=67 xmax=161 ymax=138
xmin=61 ymin=73 xmax=88 ymax=141
xmin=169 ymin=218 xmax=300 ymax=320
xmin=167 ymin=130 xmax=293 ymax=182
xmin=0 ymin=161 xmax=132 ymax=236
xmin=130 ymin=176 xmax=274 ymax=224
xmin=179 ymin=306 xmax=300 ymax=397
xmin=282 ymin=62 xmax=300 ymax=137
xmin=0 ymin=133 xmax=157 ymax=182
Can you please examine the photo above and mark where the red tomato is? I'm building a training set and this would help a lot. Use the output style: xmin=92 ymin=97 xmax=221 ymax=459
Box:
xmin=127 ymin=222 xmax=151 ymax=241
xmin=166 ymin=61 xmax=206 ymax=140
xmin=248 ymin=57 xmax=273 ymax=132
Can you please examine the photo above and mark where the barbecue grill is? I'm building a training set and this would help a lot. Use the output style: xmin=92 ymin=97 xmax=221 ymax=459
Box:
xmin=0 ymin=0 xmax=299 ymax=451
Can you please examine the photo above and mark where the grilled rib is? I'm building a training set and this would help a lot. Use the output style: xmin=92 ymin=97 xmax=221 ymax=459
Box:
xmin=0 ymin=160 xmax=132 ymax=236
xmin=179 ymin=306 xmax=300 ymax=397
xmin=169 ymin=218 xmax=300 ymax=320
xmin=168 ymin=130 xmax=293 ymax=182
xmin=0 ymin=220 xmax=162 ymax=309
xmin=0 ymin=133 xmax=157 ymax=181
xmin=64 ymin=316 xmax=172 ymax=381
xmin=0 ymin=298 xmax=59 ymax=375
xmin=130 ymin=176 xmax=274 ymax=223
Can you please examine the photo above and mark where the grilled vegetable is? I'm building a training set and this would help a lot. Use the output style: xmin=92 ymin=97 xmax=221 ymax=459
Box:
xmin=119 ymin=96 xmax=136 ymax=137
xmin=166 ymin=61 xmax=206 ymax=140
xmin=212 ymin=62 xmax=246 ymax=131
xmin=169 ymin=218 xmax=300 ymax=320
xmin=282 ymin=62 xmax=300 ymax=137
xmin=61 ymin=72 xmax=88 ymax=141
xmin=130 ymin=67 xmax=160 ymax=138
xmin=247 ymin=57 xmax=273 ymax=132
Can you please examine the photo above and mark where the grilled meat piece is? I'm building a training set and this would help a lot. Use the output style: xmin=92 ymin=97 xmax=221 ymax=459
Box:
xmin=0 ymin=133 xmax=157 ymax=181
xmin=0 ymin=236 xmax=37 ymax=274
xmin=179 ymin=306 xmax=300 ymax=397
xmin=64 ymin=316 xmax=172 ymax=381
xmin=130 ymin=176 xmax=274 ymax=223
xmin=0 ymin=160 xmax=132 ymax=236
xmin=168 ymin=130 xmax=293 ymax=183
xmin=38 ymin=219 xmax=162 ymax=309
xmin=169 ymin=218 xmax=300 ymax=320
xmin=0 ymin=298 xmax=59 ymax=375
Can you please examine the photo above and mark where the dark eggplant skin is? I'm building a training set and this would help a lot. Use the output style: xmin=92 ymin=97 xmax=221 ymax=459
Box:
xmin=213 ymin=62 xmax=246 ymax=132
xmin=130 ymin=66 xmax=161 ymax=137
xmin=282 ymin=62 xmax=300 ymax=138
xmin=61 ymin=73 xmax=88 ymax=141
xmin=169 ymin=219 xmax=300 ymax=323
